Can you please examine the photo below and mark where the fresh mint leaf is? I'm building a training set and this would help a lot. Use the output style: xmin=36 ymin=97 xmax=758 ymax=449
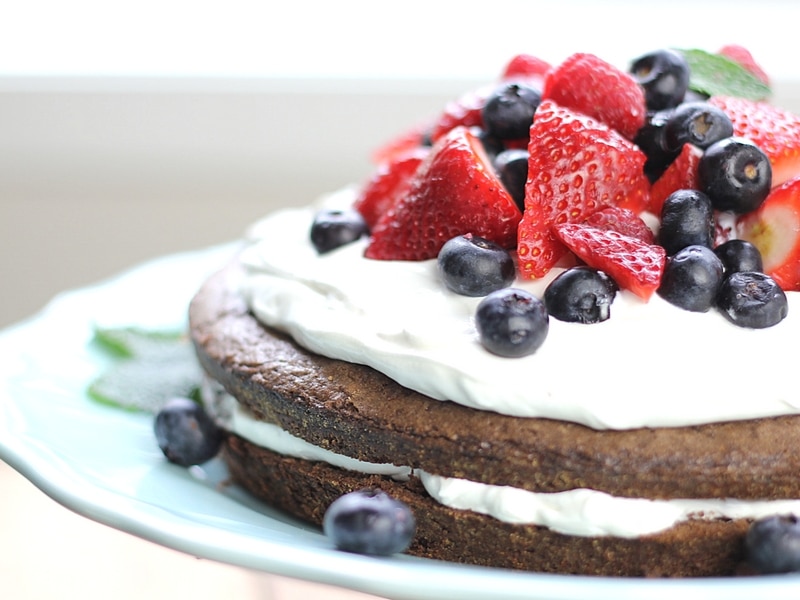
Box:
xmin=88 ymin=327 xmax=202 ymax=413
xmin=681 ymin=48 xmax=770 ymax=101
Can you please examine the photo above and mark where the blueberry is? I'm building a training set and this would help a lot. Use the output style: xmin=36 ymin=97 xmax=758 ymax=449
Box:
xmin=714 ymin=239 xmax=763 ymax=274
xmin=544 ymin=267 xmax=618 ymax=324
xmin=493 ymin=149 xmax=529 ymax=211
xmin=745 ymin=514 xmax=800 ymax=574
xmin=629 ymin=49 xmax=690 ymax=111
xmin=438 ymin=234 xmax=515 ymax=297
xmin=475 ymin=288 xmax=549 ymax=357
xmin=663 ymin=102 xmax=734 ymax=153
xmin=657 ymin=245 xmax=725 ymax=312
xmin=716 ymin=271 xmax=788 ymax=329
xmin=481 ymin=82 xmax=541 ymax=140
xmin=633 ymin=109 xmax=679 ymax=183
xmin=154 ymin=397 xmax=224 ymax=467
xmin=323 ymin=489 xmax=416 ymax=556
xmin=698 ymin=137 xmax=772 ymax=214
xmin=658 ymin=189 xmax=715 ymax=255
xmin=310 ymin=208 xmax=368 ymax=254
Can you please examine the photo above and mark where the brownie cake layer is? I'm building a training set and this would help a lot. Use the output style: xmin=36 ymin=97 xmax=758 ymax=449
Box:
xmin=189 ymin=261 xmax=800 ymax=501
xmin=223 ymin=434 xmax=751 ymax=577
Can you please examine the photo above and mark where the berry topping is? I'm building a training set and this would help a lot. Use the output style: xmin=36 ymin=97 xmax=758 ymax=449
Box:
xmin=493 ymin=148 xmax=529 ymax=211
xmin=544 ymin=266 xmax=618 ymax=324
xmin=365 ymin=126 xmax=521 ymax=261
xmin=629 ymin=48 xmax=690 ymax=111
xmin=663 ymin=102 xmax=734 ymax=153
xmin=475 ymin=288 xmax=549 ymax=357
xmin=482 ymin=82 xmax=542 ymax=140
xmin=323 ymin=489 xmax=416 ymax=556
xmin=634 ymin=108 xmax=682 ymax=183
xmin=517 ymin=100 xmax=650 ymax=278
xmin=745 ymin=514 xmax=800 ymax=574
xmin=657 ymin=245 xmax=725 ymax=312
xmin=737 ymin=177 xmax=800 ymax=291
xmin=658 ymin=189 xmax=715 ymax=255
xmin=310 ymin=208 xmax=369 ymax=254
xmin=698 ymin=137 xmax=772 ymax=214
xmin=552 ymin=223 xmax=665 ymax=301
xmin=707 ymin=95 xmax=800 ymax=188
xmin=542 ymin=52 xmax=646 ymax=140
xmin=154 ymin=397 xmax=224 ymax=467
xmin=429 ymin=85 xmax=492 ymax=143
xmin=716 ymin=271 xmax=788 ymax=329
xmin=500 ymin=53 xmax=552 ymax=83
xmin=714 ymin=239 xmax=763 ymax=274
xmin=437 ymin=234 xmax=515 ymax=297
xmin=718 ymin=44 xmax=770 ymax=86
xmin=353 ymin=147 xmax=429 ymax=229
xmin=583 ymin=206 xmax=655 ymax=244
xmin=648 ymin=142 xmax=703 ymax=215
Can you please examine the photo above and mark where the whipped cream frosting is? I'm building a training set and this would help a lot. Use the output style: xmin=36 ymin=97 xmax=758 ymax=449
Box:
xmin=206 ymin=383 xmax=800 ymax=538
xmin=238 ymin=188 xmax=798 ymax=430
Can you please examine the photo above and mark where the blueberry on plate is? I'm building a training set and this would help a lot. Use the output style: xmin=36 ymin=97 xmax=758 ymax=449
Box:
xmin=310 ymin=208 xmax=368 ymax=254
xmin=323 ymin=489 xmax=416 ymax=556
xmin=714 ymin=239 xmax=764 ymax=274
xmin=438 ymin=234 xmax=515 ymax=297
xmin=629 ymin=49 xmax=690 ymax=111
xmin=663 ymin=102 xmax=734 ymax=152
xmin=658 ymin=189 xmax=715 ymax=255
xmin=544 ymin=266 xmax=618 ymax=324
xmin=699 ymin=137 xmax=772 ymax=214
xmin=745 ymin=514 xmax=800 ymax=574
xmin=716 ymin=271 xmax=788 ymax=329
xmin=475 ymin=288 xmax=549 ymax=357
xmin=154 ymin=397 xmax=224 ymax=467
xmin=482 ymin=82 xmax=542 ymax=140
xmin=657 ymin=245 xmax=724 ymax=312
xmin=633 ymin=108 xmax=680 ymax=183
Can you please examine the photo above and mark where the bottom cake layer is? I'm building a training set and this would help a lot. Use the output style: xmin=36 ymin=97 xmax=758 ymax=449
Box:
xmin=222 ymin=433 xmax=752 ymax=577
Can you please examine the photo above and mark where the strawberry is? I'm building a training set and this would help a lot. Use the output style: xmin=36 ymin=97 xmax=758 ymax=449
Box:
xmin=718 ymin=44 xmax=770 ymax=85
xmin=517 ymin=100 xmax=650 ymax=278
xmin=707 ymin=95 xmax=800 ymax=188
xmin=353 ymin=147 xmax=430 ymax=229
xmin=737 ymin=177 xmax=800 ymax=291
xmin=501 ymin=53 xmax=551 ymax=84
xmin=542 ymin=52 xmax=646 ymax=140
xmin=429 ymin=85 xmax=492 ymax=143
xmin=365 ymin=126 xmax=521 ymax=261
xmin=648 ymin=143 xmax=703 ymax=215
xmin=553 ymin=222 xmax=666 ymax=301
xmin=584 ymin=206 xmax=655 ymax=244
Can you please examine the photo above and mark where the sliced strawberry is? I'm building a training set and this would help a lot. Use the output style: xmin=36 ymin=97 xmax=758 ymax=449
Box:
xmin=370 ymin=121 xmax=430 ymax=164
xmin=737 ymin=177 xmax=800 ymax=291
xmin=542 ymin=53 xmax=646 ymax=140
xmin=501 ymin=53 xmax=551 ymax=84
xmin=584 ymin=206 xmax=655 ymax=244
xmin=517 ymin=100 xmax=651 ymax=278
xmin=648 ymin=143 xmax=703 ymax=215
xmin=353 ymin=147 xmax=430 ymax=229
xmin=553 ymin=222 xmax=666 ymax=301
xmin=428 ymin=85 xmax=492 ymax=143
xmin=718 ymin=44 xmax=770 ymax=85
xmin=707 ymin=95 xmax=800 ymax=188
xmin=365 ymin=126 xmax=521 ymax=261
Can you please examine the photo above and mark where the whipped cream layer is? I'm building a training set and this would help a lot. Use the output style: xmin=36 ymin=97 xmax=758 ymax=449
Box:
xmin=239 ymin=188 xmax=799 ymax=430
xmin=207 ymin=385 xmax=800 ymax=538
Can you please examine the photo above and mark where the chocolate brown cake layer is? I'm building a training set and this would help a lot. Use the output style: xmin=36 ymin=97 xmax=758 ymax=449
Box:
xmin=223 ymin=433 xmax=750 ymax=577
xmin=189 ymin=261 xmax=800 ymax=500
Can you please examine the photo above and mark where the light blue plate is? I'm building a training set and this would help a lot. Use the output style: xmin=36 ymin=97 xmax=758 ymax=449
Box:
xmin=2 ymin=244 xmax=800 ymax=600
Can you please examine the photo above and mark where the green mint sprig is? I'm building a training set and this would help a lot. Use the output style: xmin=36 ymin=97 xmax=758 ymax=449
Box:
xmin=681 ymin=48 xmax=770 ymax=101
